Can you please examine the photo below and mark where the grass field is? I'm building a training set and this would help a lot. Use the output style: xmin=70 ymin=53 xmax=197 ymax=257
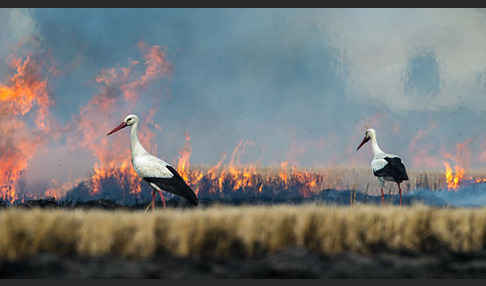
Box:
xmin=1 ymin=204 xmax=486 ymax=261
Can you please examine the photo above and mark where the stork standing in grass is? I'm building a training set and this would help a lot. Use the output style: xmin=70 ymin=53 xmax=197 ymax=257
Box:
xmin=107 ymin=114 xmax=198 ymax=211
xmin=356 ymin=128 xmax=408 ymax=206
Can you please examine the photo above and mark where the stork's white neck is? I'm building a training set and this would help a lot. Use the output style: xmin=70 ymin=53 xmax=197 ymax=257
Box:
xmin=130 ymin=121 xmax=149 ymax=157
xmin=371 ymin=135 xmax=385 ymax=156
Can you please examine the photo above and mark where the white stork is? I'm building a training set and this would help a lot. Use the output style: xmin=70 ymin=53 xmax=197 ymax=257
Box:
xmin=356 ymin=128 xmax=408 ymax=205
xmin=107 ymin=114 xmax=198 ymax=211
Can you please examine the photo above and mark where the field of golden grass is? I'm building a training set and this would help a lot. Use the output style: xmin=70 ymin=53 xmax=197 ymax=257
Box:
xmin=1 ymin=204 xmax=486 ymax=261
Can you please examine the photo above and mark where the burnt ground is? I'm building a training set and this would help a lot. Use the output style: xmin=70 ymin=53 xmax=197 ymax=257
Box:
xmin=2 ymin=248 xmax=486 ymax=278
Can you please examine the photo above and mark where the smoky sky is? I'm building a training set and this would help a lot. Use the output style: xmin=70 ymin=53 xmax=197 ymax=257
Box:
xmin=4 ymin=8 xmax=486 ymax=186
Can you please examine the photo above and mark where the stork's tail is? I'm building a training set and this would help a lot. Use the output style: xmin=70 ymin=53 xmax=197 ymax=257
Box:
xmin=165 ymin=165 xmax=199 ymax=206
xmin=184 ymin=185 xmax=199 ymax=206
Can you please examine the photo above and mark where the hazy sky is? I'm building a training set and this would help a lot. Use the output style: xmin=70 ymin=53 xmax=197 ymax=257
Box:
xmin=3 ymin=8 xmax=486 ymax=187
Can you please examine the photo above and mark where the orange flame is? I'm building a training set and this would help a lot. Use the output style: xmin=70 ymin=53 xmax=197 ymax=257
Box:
xmin=279 ymin=161 xmax=289 ymax=184
xmin=170 ymin=138 xmax=323 ymax=197
xmin=442 ymin=139 xmax=471 ymax=190
xmin=0 ymin=55 xmax=50 ymax=131
xmin=0 ymin=53 xmax=51 ymax=203
xmin=175 ymin=133 xmax=204 ymax=195
xmin=177 ymin=133 xmax=192 ymax=183
xmin=51 ymin=43 xmax=172 ymax=199
xmin=443 ymin=162 xmax=464 ymax=190
xmin=44 ymin=178 xmax=84 ymax=200
xmin=207 ymin=153 xmax=227 ymax=181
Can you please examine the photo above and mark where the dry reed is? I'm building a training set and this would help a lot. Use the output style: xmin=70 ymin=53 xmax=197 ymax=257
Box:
xmin=1 ymin=204 xmax=486 ymax=260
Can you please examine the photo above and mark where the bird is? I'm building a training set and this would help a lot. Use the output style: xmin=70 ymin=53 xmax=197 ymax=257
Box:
xmin=356 ymin=128 xmax=408 ymax=206
xmin=106 ymin=114 xmax=198 ymax=211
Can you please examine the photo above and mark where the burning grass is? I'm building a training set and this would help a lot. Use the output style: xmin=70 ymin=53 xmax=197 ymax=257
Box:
xmin=2 ymin=204 xmax=486 ymax=261
xmin=55 ymin=166 xmax=451 ymax=205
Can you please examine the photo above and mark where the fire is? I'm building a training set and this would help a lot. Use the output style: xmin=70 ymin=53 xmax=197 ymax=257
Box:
xmin=90 ymin=161 xmax=142 ymax=195
xmin=177 ymin=133 xmax=192 ymax=182
xmin=212 ymin=140 xmax=261 ymax=192
xmin=0 ymin=53 xmax=52 ymax=203
xmin=13 ymin=42 xmax=486 ymax=204
xmin=441 ymin=139 xmax=471 ymax=190
xmin=207 ymin=153 xmax=227 ymax=181
xmin=443 ymin=162 xmax=464 ymax=190
xmin=279 ymin=161 xmax=289 ymax=184
xmin=54 ymin=43 xmax=172 ymax=199
xmin=49 ymin=38 xmax=340 ymax=202
xmin=175 ymin=133 xmax=204 ymax=195
xmin=44 ymin=178 xmax=84 ymax=200
xmin=226 ymin=140 xmax=255 ymax=191
xmin=170 ymin=138 xmax=323 ymax=198
xmin=0 ymin=55 xmax=50 ymax=131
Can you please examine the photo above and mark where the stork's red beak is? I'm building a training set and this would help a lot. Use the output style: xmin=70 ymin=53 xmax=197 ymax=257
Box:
xmin=356 ymin=136 xmax=370 ymax=151
xmin=107 ymin=122 xmax=128 ymax=136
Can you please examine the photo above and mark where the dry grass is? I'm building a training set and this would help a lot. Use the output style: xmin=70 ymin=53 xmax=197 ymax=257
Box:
xmin=304 ymin=168 xmax=447 ymax=194
xmin=61 ymin=166 xmax=479 ymax=204
xmin=2 ymin=204 xmax=486 ymax=260
xmin=191 ymin=166 xmax=449 ymax=196
xmin=190 ymin=165 xmax=446 ymax=188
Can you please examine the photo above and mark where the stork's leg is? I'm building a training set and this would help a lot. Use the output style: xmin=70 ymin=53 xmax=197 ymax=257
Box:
xmin=379 ymin=179 xmax=385 ymax=206
xmin=148 ymin=182 xmax=167 ymax=209
xmin=156 ymin=190 xmax=167 ymax=208
xmin=145 ymin=190 xmax=156 ymax=213
xmin=397 ymin=182 xmax=402 ymax=206
xmin=152 ymin=190 xmax=156 ymax=210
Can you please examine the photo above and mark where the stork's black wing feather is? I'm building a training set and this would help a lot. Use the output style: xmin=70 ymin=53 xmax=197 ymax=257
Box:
xmin=144 ymin=165 xmax=198 ymax=206
xmin=373 ymin=157 xmax=409 ymax=183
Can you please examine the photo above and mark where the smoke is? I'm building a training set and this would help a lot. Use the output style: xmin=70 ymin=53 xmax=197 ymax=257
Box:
xmin=319 ymin=8 xmax=486 ymax=112
xmin=3 ymin=8 xmax=486 ymax=197
xmin=0 ymin=9 xmax=36 ymax=57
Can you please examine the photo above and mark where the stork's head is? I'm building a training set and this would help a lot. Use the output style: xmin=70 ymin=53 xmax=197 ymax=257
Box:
xmin=123 ymin=114 xmax=139 ymax=126
xmin=107 ymin=114 xmax=139 ymax=136
xmin=356 ymin=128 xmax=376 ymax=151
